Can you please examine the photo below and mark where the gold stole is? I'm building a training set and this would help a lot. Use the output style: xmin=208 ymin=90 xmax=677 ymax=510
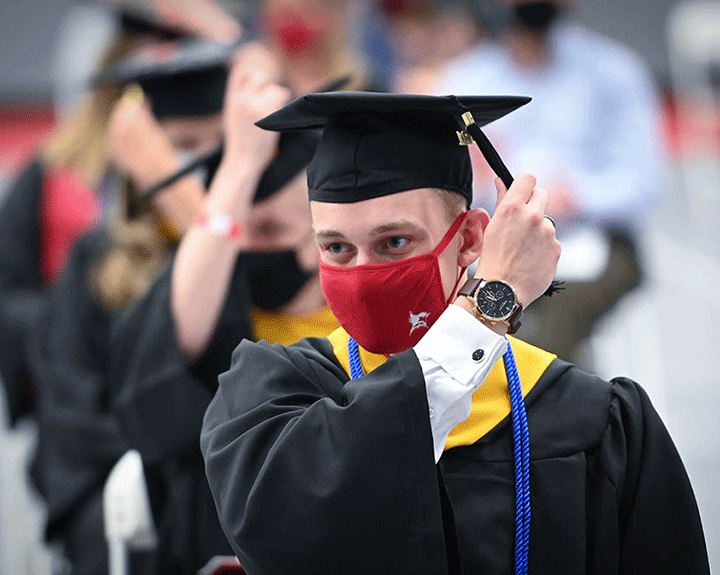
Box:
xmin=252 ymin=306 xmax=340 ymax=347
xmin=326 ymin=327 xmax=556 ymax=450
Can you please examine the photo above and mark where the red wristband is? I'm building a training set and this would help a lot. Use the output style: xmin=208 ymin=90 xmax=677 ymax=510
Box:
xmin=193 ymin=211 xmax=244 ymax=242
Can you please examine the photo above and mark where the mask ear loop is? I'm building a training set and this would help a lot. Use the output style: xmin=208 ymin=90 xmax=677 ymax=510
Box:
xmin=432 ymin=211 xmax=468 ymax=257
xmin=431 ymin=211 xmax=470 ymax=304
xmin=447 ymin=265 xmax=469 ymax=305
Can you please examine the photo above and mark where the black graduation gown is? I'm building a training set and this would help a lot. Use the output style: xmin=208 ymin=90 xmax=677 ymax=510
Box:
xmin=201 ymin=337 xmax=710 ymax=575
xmin=0 ymin=159 xmax=46 ymax=422
xmin=108 ymin=259 xmax=254 ymax=574
xmin=27 ymin=228 xmax=131 ymax=575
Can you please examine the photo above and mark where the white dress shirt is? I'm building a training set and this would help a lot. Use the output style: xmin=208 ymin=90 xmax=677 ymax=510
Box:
xmin=414 ymin=304 xmax=507 ymax=462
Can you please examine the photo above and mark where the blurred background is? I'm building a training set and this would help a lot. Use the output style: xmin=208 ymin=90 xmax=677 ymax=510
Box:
xmin=0 ymin=0 xmax=718 ymax=573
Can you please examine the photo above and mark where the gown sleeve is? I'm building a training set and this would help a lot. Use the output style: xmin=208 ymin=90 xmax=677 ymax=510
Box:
xmin=26 ymin=230 xmax=130 ymax=533
xmin=0 ymin=158 xmax=46 ymax=423
xmin=109 ymin=256 xmax=254 ymax=465
xmin=201 ymin=339 xmax=452 ymax=575
xmin=607 ymin=377 xmax=710 ymax=574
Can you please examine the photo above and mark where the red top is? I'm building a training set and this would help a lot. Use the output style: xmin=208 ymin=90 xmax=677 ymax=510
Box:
xmin=39 ymin=168 xmax=100 ymax=284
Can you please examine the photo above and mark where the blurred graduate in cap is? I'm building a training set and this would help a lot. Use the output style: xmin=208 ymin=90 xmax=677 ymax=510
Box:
xmin=200 ymin=90 xmax=709 ymax=574
xmin=107 ymin=44 xmax=341 ymax=573
xmin=257 ymin=0 xmax=389 ymax=93
xmin=0 ymin=1 xmax=229 ymax=425
xmin=26 ymin=36 xmax=236 ymax=575
xmin=434 ymin=0 xmax=662 ymax=365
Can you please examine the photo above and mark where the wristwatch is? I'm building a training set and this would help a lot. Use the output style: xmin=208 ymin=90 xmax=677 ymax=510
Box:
xmin=458 ymin=278 xmax=523 ymax=334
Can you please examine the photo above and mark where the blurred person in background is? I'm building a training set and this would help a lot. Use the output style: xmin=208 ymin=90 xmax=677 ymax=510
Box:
xmin=435 ymin=0 xmax=662 ymax=366
xmin=258 ymin=0 xmax=388 ymax=93
xmin=0 ymin=3 xmax=213 ymax=427
xmin=107 ymin=43 xmax=340 ymax=573
xmin=377 ymin=0 xmax=483 ymax=93
xmin=27 ymin=38 xmax=230 ymax=575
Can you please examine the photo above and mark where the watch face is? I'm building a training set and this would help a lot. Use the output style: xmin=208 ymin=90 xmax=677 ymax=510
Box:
xmin=476 ymin=281 xmax=516 ymax=320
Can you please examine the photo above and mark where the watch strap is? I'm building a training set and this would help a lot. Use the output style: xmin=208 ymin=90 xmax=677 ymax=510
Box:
xmin=506 ymin=302 xmax=523 ymax=335
xmin=458 ymin=277 xmax=482 ymax=298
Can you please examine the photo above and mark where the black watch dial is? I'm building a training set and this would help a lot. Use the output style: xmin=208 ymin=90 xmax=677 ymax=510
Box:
xmin=475 ymin=281 xmax=516 ymax=320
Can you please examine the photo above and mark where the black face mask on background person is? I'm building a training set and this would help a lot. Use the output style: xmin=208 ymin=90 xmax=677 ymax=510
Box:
xmin=241 ymin=250 xmax=315 ymax=311
xmin=513 ymin=1 xmax=563 ymax=34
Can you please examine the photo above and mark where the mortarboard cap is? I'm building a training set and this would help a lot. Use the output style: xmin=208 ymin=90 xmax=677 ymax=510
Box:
xmin=94 ymin=39 xmax=238 ymax=119
xmin=253 ymin=131 xmax=320 ymax=203
xmin=138 ymin=76 xmax=352 ymax=204
xmin=256 ymin=92 xmax=531 ymax=208
xmin=138 ymin=129 xmax=320 ymax=205
xmin=118 ymin=9 xmax=192 ymax=40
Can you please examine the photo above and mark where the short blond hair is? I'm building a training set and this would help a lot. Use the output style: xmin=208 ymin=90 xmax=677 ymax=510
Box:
xmin=433 ymin=188 xmax=468 ymax=223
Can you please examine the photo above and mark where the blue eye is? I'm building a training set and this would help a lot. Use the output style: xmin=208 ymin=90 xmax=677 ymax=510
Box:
xmin=387 ymin=237 xmax=409 ymax=249
xmin=328 ymin=243 xmax=346 ymax=254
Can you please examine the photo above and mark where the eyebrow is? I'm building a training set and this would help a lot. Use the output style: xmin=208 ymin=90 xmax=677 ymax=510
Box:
xmin=315 ymin=221 xmax=423 ymax=241
xmin=315 ymin=230 xmax=347 ymax=240
xmin=369 ymin=221 xmax=423 ymax=236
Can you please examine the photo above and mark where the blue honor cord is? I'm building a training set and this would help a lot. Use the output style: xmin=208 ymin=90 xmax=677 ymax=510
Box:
xmin=347 ymin=336 xmax=531 ymax=575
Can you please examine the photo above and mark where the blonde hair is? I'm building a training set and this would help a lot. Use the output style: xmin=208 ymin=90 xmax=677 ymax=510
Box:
xmin=41 ymin=32 xmax=178 ymax=310
xmin=41 ymin=32 xmax=146 ymax=187
xmin=433 ymin=188 xmax=468 ymax=223
xmin=90 ymin=185 xmax=173 ymax=311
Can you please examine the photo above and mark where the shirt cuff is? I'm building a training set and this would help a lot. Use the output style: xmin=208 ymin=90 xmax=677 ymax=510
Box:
xmin=414 ymin=304 xmax=506 ymax=386
xmin=414 ymin=304 xmax=508 ymax=462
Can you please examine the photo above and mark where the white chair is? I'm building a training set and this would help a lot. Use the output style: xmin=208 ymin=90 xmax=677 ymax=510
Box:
xmin=103 ymin=450 xmax=158 ymax=575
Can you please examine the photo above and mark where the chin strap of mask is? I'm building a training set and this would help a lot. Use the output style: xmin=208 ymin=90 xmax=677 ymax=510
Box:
xmin=347 ymin=336 xmax=531 ymax=575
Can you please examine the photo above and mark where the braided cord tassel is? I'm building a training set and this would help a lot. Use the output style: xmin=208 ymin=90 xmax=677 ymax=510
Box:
xmin=504 ymin=340 xmax=531 ymax=575
xmin=348 ymin=337 xmax=364 ymax=380
xmin=348 ymin=336 xmax=531 ymax=573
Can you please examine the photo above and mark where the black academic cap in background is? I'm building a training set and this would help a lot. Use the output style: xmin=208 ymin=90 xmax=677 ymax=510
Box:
xmin=256 ymin=92 xmax=531 ymax=208
xmin=139 ymin=130 xmax=320 ymax=205
xmin=94 ymin=39 xmax=238 ymax=119
xmin=138 ymin=76 xmax=352 ymax=204
xmin=254 ymin=131 xmax=320 ymax=203
xmin=118 ymin=9 xmax=192 ymax=40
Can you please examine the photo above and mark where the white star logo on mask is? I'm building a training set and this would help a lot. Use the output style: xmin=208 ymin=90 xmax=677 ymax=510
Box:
xmin=409 ymin=311 xmax=430 ymax=335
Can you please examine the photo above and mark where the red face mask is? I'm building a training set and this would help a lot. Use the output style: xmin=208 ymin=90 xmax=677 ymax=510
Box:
xmin=320 ymin=212 xmax=468 ymax=356
xmin=265 ymin=12 xmax=326 ymax=55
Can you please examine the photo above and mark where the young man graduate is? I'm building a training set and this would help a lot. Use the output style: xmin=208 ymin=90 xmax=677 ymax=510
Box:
xmin=200 ymin=90 xmax=710 ymax=575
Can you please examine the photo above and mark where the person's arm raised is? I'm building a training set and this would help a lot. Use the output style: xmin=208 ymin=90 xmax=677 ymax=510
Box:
xmin=454 ymin=173 xmax=561 ymax=331
xmin=171 ymin=60 xmax=291 ymax=359
xmin=107 ymin=92 xmax=206 ymax=234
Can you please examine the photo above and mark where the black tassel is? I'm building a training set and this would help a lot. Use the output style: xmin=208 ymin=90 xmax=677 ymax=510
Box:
xmin=544 ymin=280 xmax=565 ymax=297
xmin=451 ymin=96 xmax=563 ymax=299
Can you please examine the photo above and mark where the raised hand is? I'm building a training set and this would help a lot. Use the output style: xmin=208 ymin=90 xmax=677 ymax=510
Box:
xmin=207 ymin=46 xmax=291 ymax=219
xmin=476 ymin=174 xmax=561 ymax=308
xmin=222 ymin=46 xmax=291 ymax=167
xmin=106 ymin=86 xmax=178 ymax=190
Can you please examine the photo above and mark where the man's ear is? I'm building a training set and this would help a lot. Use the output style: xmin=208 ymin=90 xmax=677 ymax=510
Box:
xmin=458 ymin=208 xmax=490 ymax=268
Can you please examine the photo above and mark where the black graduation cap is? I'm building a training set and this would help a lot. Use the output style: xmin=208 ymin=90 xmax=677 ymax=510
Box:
xmin=94 ymin=39 xmax=238 ymax=119
xmin=118 ymin=9 xmax=192 ymax=40
xmin=138 ymin=76 xmax=352 ymax=204
xmin=255 ymin=92 xmax=531 ymax=208
xmin=138 ymin=129 xmax=320 ymax=208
